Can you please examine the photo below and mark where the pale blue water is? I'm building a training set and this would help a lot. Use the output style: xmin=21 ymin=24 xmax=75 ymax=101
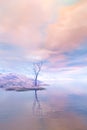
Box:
xmin=0 ymin=81 xmax=87 ymax=130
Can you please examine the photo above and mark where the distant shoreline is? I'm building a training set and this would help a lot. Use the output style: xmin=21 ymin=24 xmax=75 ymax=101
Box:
xmin=5 ymin=87 xmax=46 ymax=92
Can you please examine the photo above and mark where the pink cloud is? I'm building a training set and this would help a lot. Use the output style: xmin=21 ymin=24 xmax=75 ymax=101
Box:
xmin=0 ymin=0 xmax=59 ymax=48
xmin=0 ymin=0 xmax=86 ymax=69
xmin=46 ymin=0 xmax=87 ymax=52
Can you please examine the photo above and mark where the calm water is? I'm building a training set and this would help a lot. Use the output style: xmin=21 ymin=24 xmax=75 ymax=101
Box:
xmin=0 ymin=81 xmax=87 ymax=130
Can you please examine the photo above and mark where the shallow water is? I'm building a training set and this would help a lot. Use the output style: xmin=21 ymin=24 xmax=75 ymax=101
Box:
xmin=0 ymin=81 xmax=87 ymax=130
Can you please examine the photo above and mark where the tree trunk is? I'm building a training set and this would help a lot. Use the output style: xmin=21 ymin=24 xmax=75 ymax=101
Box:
xmin=35 ymin=75 xmax=38 ymax=86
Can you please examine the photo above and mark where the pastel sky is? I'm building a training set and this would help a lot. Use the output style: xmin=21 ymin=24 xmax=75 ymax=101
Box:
xmin=0 ymin=0 xmax=87 ymax=80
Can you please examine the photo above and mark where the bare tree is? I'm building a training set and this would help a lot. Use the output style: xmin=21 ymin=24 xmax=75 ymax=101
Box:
xmin=33 ymin=62 xmax=43 ymax=87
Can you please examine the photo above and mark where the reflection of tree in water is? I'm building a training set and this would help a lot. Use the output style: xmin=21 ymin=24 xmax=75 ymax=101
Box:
xmin=32 ymin=90 xmax=46 ymax=130
xmin=32 ymin=90 xmax=43 ymax=116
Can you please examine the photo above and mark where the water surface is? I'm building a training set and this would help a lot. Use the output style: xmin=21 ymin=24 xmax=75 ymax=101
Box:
xmin=0 ymin=81 xmax=87 ymax=130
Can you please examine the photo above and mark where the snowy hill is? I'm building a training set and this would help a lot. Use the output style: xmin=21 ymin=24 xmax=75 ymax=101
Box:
xmin=0 ymin=73 xmax=35 ymax=90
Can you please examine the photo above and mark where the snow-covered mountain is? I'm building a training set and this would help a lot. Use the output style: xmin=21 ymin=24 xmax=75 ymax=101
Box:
xmin=0 ymin=73 xmax=36 ymax=90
